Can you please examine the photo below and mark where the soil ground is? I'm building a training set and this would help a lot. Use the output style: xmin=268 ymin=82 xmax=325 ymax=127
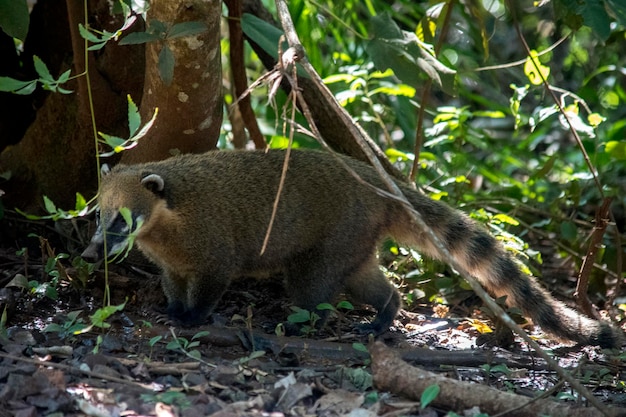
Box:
xmin=0 ymin=216 xmax=624 ymax=417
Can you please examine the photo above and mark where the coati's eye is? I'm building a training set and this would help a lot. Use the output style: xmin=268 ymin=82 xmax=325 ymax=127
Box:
xmin=108 ymin=212 xmax=131 ymax=236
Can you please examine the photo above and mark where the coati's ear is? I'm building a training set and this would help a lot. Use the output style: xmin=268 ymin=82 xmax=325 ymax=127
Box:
xmin=141 ymin=174 xmax=165 ymax=194
xmin=101 ymin=164 xmax=111 ymax=176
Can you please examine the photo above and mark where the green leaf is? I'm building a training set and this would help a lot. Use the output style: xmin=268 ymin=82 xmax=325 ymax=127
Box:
xmin=119 ymin=207 xmax=133 ymax=229
xmin=99 ymin=132 xmax=126 ymax=149
xmin=524 ymin=50 xmax=550 ymax=85
xmin=365 ymin=13 xmax=455 ymax=92
xmin=5 ymin=273 xmax=29 ymax=289
xmin=188 ymin=350 xmax=201 ymax=360
xmin=369 ymin=84 xmax=416 ymax=97
xmin=43 ymin=195 xmax=57 ymax=215
xmin=420 ymin=384 xmax=440 ymax=409
xmin=579 ymin=0 xmax=611 ymax=40
xmin=167 ymin=21 xmax=207 ymax=39
xmin=78 ymin=23 xmax=101 ymax=43
xmin=287 ymin=306 xmax=311 ymax=323
xmin=158 ymin=45 xmax=175 ymax=85
xmin=149 ymin=335 xmax=163 ymax=347
xmin=0 ymin=0 xmax=29 ymax=41
xmin=352 ymin=342 xmax=368 ymax=353
xmin=316 ymin=303 xmax=335 ymax=311
xmin=33 ymin=56 xmax=53 ymax=82
xmin=241 ymin=13 xmax=289 ymax=62
xmin=150 ymin=19 xmax=168 ymax=35
xmin=127 ymin=95 xmax=140 ymax=137
xmin=43 ymin=323 xmax=65 ymax=333
xmin=74 ymin=192 xmax=87 ymax=212
xmin=119 ymin=31 xmax=161 ymax=45
xmin=605 ymin=141 xmax=626 ymax=160
xmin=560 ymin=221 xmax=578 ymax=241
xmin=0 ymin=77 xmax=36 ymax=95
xmin=90 ymin=300 xmax=127 ymax=328
xmin=605 ymin=0 xmax=626 ymax=27
xmin=57 ymin=69 xmax=72 ymax=84
xmin=323 ymin=74 xmax=357 ymax=84
xmin=493 ymin=213 xmax=520 ymax=226
xmin=192 ymin=330 xmax=210 ymax=340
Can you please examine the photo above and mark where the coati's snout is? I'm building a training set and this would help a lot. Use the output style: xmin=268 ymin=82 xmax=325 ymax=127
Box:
xmin=81 ymin=239 xmax=103 ymax=263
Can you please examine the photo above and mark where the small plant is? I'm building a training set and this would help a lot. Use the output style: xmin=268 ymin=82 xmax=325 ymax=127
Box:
xmin=43 ymin=310 xmax=88 ymax=339
xmin=420 ymin=384 xmax=440 ymax=409
xmin=352 ymin=342 xmax=371 ymax=365
xmin=286 ymin=306 xmax=321 ymax=336
xmin=0 ymin=55 xmax=73 ymax=95
xmin=236 ymin=350 xmax=266 ymax=366
xmin=286 ymin=301 xmax=355 ymax=336
xmin=7 ymin=238 xmax=75 ymax=301
xmin=317 ymin=300 xmax=354 ymax=322
xmin=140 ymin=391 xmax=191 ymax=409
xmin=165 ymin=328 xmax=212 ymax=364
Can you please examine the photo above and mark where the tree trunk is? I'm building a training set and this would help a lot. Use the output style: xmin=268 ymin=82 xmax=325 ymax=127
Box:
xmin=0 ymin=0 xmax=144 ymax=211
xmin=120 ymin=0 xmax=223 ymax=163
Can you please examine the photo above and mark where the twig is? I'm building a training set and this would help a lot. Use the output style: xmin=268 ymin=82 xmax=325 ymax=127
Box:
xmin=0 ymin=351 xmax=155 ymax=391
xmin=225 ymin=0 xmax=267 ymax=149
xmin=575 ymin=198 xmax=612 ymax=318
xmin=410 ymin=0 xmax=456 ymax=181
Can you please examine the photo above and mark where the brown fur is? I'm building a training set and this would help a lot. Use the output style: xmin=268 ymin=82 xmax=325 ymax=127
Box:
xmin=82 ymin=149 xmax=622 ymax=348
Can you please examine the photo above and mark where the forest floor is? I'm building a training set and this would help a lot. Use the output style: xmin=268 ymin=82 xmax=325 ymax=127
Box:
xmin=0 ymin=219 xmax=625 ymax=417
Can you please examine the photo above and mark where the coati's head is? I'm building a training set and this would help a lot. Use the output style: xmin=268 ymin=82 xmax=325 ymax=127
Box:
xmin=81 ymin=163 xmax=166 ymax=262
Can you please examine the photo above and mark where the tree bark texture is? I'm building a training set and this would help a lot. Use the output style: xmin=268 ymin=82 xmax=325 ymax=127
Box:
xmin=121 ymin=0 xmax=223 ymax=163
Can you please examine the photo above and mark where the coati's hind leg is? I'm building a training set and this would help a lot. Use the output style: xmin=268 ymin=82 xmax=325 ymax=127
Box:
xmin=344 ymin=254 xmax=400 ymax=335
xmin=283 ymin=250 xmax=350 ymax=330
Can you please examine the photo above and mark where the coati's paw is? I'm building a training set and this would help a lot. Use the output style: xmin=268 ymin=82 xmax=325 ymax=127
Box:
xmin=166 ymin=301 xmax=186 ymax=318
xmin=169 ymin=311 xmax=209 ymax=327
xmin=165 ymin=303 xmax=211 ymax=327
xmin=155 ymin=313 xmax=176 ymax=326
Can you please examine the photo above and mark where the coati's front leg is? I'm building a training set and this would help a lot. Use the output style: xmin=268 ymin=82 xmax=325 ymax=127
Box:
xmin=161 ymin=269 xmax=231 ymax=326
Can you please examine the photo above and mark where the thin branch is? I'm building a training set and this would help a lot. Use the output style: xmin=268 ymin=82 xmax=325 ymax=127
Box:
xmin=474 ymin=34 xmax=569 ymax=72
xmin=574 ymin=198 xmax=612 ymax=318
xmin=225 ymin=0 xmax=267 ymax=149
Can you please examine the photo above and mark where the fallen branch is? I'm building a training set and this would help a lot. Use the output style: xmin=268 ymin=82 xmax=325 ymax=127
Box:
xmin=369 ymin=341 xmax=623 ymax=417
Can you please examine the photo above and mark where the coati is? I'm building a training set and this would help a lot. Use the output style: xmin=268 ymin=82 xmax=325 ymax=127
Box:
xmin=81 ymin=149 xmax=622 ymax=348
